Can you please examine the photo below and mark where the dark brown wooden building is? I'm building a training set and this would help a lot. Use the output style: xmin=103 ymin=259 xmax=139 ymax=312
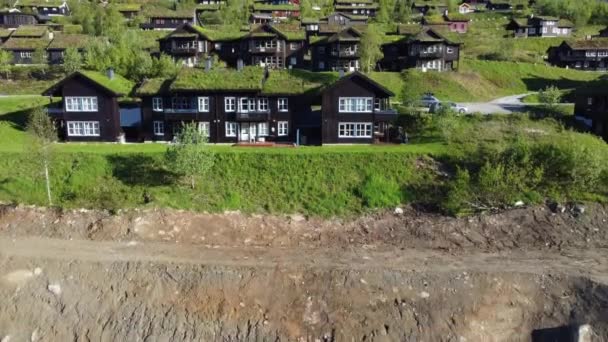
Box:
xmin=310 ymin=26 xmax=362 ymax=71
xmin=547 ymin=39 xmax=608 ymax=71
xmin=244 ymin=24 xmax=306 ymax=69
xmin=507 ymin=16 xmax=573 ymax=38
xmin=380 ymin=27 xmax=461 ymax=72
xmin=42 ymin=70 xmax=136 ymax=142
xmin=574 ymin=81 xmax=608 ymax=141
xmin=318 ymin=72 xmax=396 ymax=144
xmin=136 ymin=67 xmax=320 ymax=144
xmin=140 ymin=9 xmax=195 ymax=30
xmin=0 ymin=10 xmax=38 ymax=28
xmin=334 ymin=0 xmax=378 ymax=18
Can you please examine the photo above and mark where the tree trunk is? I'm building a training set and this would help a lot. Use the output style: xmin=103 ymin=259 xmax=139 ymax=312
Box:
xmin=44 ymin=158 xmax=52 ymax=206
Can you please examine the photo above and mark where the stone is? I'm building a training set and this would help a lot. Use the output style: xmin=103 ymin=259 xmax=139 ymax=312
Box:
xmin=394 ymin=207 xmax=404 ymax=215
xmin=577 ymin=324 xmax=593 ymax=342
xmin=33 ymin=268 xmax=42 ymax=276
xmin=47 ymin=283 xmax=61 ymax=296
xmin=514 ymin=201 xmax=524 ymax=207
xmin=574 ymin=204 xmax=586 ymax=215
xmin=1 ymin=335 xmax=11 ymax=342
xmin=419 ymin=291 xmax=430 ymax=299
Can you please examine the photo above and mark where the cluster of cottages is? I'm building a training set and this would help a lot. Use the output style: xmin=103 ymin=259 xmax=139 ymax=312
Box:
xmin=42 ymin=67 xmax=398 ymax=145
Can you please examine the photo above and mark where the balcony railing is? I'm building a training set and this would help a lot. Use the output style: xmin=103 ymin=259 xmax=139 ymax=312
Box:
xmin=236 ymin=111 xmax=269 ymax=121
xmin=331 ymin=49 xmax=358 ymax=57
xmin=171 ymin=46 xmax=199 ymax=53
xmin=418 ymin=50 xmax=443 ymax=58
xmin=250 ymin=46 xmax=281 ymax=53
xmin=164 ymin=108 xmax=196 ymax=114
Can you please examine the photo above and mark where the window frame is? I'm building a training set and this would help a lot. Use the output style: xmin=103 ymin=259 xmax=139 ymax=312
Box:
xmin=152 ymin=97 xmax=163 ymax=112
xmin=278 ymin=98 xmax=288 ymax=112
xmin=338 ymin=97 xmax=373 ymax=113
xmin=65 ymin=96 xmax=98 ymax=112
xmin=198 ymin=96 xmax=209 ymax=112
xmin=224 ymin=97 xmax=236 ymax=112
xmin=277 ymin=121 xmax=288 ymax=136
xmin=153 ymin=121 xmax=164 ymax=136
xmin=225 ymin=121 xmax=237 ymax=137
xmin=337 ymin=122 xmax=372 ymax=138
xmin=66 ymin=121 xmax=100 ymax=137
xmin=198 ymin=121 xmax=210 ymax=137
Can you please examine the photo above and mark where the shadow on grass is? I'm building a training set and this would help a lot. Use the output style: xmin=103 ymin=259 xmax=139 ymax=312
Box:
xmin=106 ymin=154 xmax=178 ymax=187
xmin=522 ymin=76 xmax=596 ymax=92
xmin=0 ymin=109 xmax=30 ymax=132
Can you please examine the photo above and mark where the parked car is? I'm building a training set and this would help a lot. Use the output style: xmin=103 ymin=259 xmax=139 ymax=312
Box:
xmin=419 ymin=93 xmax=440 ymax=108
xmin=429 ymin=101 xmax=468 ymax=114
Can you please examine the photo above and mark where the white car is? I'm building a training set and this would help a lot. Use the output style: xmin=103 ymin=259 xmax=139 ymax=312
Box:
xmin=430 ymin=101 xmax=468 ymax=114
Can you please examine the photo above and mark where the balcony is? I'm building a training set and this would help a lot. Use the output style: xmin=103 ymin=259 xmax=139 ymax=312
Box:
xmin=331 ymin=49 xmax=359 ymax=58
xmin=418 ymin=50 xmax=443 ymax=58
xmin=164 ymin=108 xmax=196 ymax=114
xmin=170 ymin=46 xmax=199 ymax=54
xmin=250 ymin=46 xmax=281 ymax=53
xmin=236 ymin=111 xmax=269 ymax=121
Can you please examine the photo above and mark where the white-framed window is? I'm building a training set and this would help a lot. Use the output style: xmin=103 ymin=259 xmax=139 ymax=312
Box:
xmin=446 ymin=47 xmax=454 ymax=54
xmin=198 ymin=97 xmax=209 ymax=112
xmin=171 ymin=97 xmax=191 ymax=110
xmin=374 ymin=98 xmax=381 ymax=111
xmin=319 ymin=61 xmax=325 ymax=70
xmin=198 ymin=121 xmax=210 ymax=137
xmin=225 ymin=121 xmax=237 ymax=137
xmin=586 ymin=51 xmax=597 ymax=57
xmin=278 ymin=98 xmax=288 ymax=112
xmin=152 ymin=97 xmax=163 ymax=112
xmin=20 ymin=51 xmax=32 ymax=58
xmin=257 ymin=122 xmax=268 ymax=136
xmin=588 ymin=97 xmax=593 ymax=105
xmin=338 ymin=122 xmax=372 ymax=138
xmin=290 ymin=42 xmax=298 ymax=50
xmin=224 ymin=97 xmax=236 ymax=112
xmin=562 ymin=28 xmax=568 ymax=35
xmin=153 ymin=121 xmax=164 ymax=136
xmin=278 ymin=121 xmax=288 ymax=136
xmin=290 ymin=57 xmax=297 ymax=65
xmin=66 ymin=121 xmax=100 ymax=136
xmin=599 ymin=51 xmax=608 ymax=57
xmin=529 ymin=28 xmax=536 ymax=34
xmin=65 ymin=97 xmax=98 ymax=112
xmin=338 ymin=97 xmax=373 ymax=113
xmin=257 ymin=98 xmax=269 ymax=112
xmin=239 ymin=97 xmax=249 ymax=112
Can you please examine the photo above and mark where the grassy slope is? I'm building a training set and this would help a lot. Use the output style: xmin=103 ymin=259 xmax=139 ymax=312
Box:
xmin=0 ymin=79 xmax=59 ymax=95
xmin=403 ymin=59 xmax=600 ymax=102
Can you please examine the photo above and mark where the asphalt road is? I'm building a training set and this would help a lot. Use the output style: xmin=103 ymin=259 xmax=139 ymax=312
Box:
xmin=459 ymin=93 xmax=536 ymax=114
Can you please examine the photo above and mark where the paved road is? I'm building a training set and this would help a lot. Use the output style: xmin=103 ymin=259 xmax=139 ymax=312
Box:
xmin=460 ymin=93 xmax=537 ymax=114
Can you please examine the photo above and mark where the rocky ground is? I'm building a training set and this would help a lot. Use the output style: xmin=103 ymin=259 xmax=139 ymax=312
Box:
xmin=0 ymin=203 xmax=607 ymax=341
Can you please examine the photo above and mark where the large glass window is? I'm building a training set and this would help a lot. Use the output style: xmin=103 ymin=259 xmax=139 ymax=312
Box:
xmin=338 ymin=97 xmax=373 ymax=113
xmin=65 ymin=97 xmax=98 ymax=112
xmin=66 ymin=121 xmax=100 ymax=136
xmin=258 ymin=122 xmax=268 ymax=136
xmin=338 ymin=122 xmax=372 ymax=138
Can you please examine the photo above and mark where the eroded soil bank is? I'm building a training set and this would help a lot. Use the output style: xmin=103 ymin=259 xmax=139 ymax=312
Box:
xmin=0 ymin=204 xmax=607 ymax=341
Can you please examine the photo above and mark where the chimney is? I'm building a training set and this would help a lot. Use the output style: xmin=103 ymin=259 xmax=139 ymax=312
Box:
xmin=237 ymin=58 xmax=244 ymax=71
xmin=48 ymin=31 xmax=54 ymax=40
xmin=107 ymin=68 xmax=114 ymax=80
xmin=338 ymin=68 xmax=345 ymax=78
xmin=204 ymin=56 xmax=212 ymax=71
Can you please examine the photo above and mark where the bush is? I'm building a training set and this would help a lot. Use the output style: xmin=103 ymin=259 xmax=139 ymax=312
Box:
xmin=359 ymin=175 xmax=402 ymax=208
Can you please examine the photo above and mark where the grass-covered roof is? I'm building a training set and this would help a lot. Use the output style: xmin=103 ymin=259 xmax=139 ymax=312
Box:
xmin=196 ymin=4 xmax=221 ymax=10
xmin=252 ymin=3 xmax=299 ymax=11
xmin=271 ymin=24 xmax=306 ymax=40
xmin=0 ymin=28 xmax=13 ymax=39
xmin=16 ymin=0 xmax=65 ymax=6
xmin=335 ymin=3 xmax=377 ymax=9
xmin=46 ymin=34 xmax=91 ymax=49
xmin=191 ymin=25 xmax=248 ymax=41
xmin=79 ymin=70 xmax=135 ymax=95
xmin=567 ymin=38 xmax=608 ymax=50
xmin=12 ymin=25 xmax=48 ymax=37
xmin=109 ymin=3 xmax=142 ymax=12
xmin=143 ymin=7 xmax=194 ymax=18
xmin=136 ymin=77 xmax=173 ymax=96
xmin=169 ymin=67 xmax=323 ymax=95
xmin=1 ymin=37 xmax=50 ymax=49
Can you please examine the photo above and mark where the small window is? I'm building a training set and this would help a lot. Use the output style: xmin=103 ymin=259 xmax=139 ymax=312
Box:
xmin=277 ymin=121 xmax=288 ymax=136
xmin=446 ymin=47 xmax=454 ymax=54
xmin=257 ymin=98 xmax=269 ymax=112
xmin=278 ymin=98 xmax=288 ymax=112
xmin=588 ymin=97 xmax=593 ymax=106
xmin=198 ymin=97 xmax=209 ymax=112
xmin=198 ymin=121 xmax=210 ymax=137
xmin=225 ymin=97 xmax=236 ymax=112
xmin=258 ymin=122 xmax=268 ymax=136
xmin=319 ymin=61 xmax=325 ymax=70
xmin=225 ymin=121 xmax=237 ymax=137
xmin=153 ymin=121 xmax=164 ymax=136
xmin=290 ymin=42 xmax=298 ymax=50
xmin=152 ymin=97 xmax=163 ymax=112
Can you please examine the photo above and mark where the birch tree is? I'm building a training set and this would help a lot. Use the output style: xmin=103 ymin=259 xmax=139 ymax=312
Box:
xmin=165 ymin=122 xmax=215 ymax=189
xmin=26 ymin=107 xmax=58 ymax=206
xmin=359 ymin=25 xmax=383 ymax=72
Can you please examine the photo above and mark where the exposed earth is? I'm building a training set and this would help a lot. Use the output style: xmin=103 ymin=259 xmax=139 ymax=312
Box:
xmin=0 ymin=203 xmax=607 ymax=341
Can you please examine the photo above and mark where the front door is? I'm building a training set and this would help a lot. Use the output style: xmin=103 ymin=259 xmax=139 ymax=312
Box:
xmin=239 ymin=123 xmax=257 ymax=142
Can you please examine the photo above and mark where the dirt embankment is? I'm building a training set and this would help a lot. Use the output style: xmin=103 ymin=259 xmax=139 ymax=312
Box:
xmin=0 ymin=204 xmax=607 ymax=341
xmin=0 ymin=203 xmax=606 ymax=252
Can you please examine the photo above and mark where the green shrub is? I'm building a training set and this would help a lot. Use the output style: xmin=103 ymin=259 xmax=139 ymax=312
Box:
xmin=359 ymin=175 xmax=402 ymax=208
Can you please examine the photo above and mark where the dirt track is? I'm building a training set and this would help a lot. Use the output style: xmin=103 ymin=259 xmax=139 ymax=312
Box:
xmin=0 ymin=204 xmax=607 ymax=341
